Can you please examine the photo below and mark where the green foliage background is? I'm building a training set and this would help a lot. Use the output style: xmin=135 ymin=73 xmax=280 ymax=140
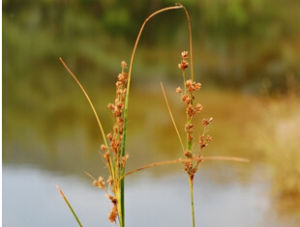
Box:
xmin=3 ymin=0 xmax=300 ymax=122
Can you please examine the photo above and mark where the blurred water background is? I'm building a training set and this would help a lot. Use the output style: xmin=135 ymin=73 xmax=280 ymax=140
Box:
xmin=3 ymin=0 xmax=300 ymax=226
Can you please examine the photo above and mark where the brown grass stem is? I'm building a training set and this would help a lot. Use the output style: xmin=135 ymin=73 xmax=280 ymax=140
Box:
xmin=160 ymin=82 xmax=185 ymax=151
xmin=59 ymin=57 xmax=109 ymax=149
xmin=177 ymin=3 xmax=194 ymax=81
xmin=124 ymin=156 xmax=248 ymax=177
xmin=202 ymin=156 xmax=249 ymax=162
xmin=125 ymin=159 xmax=184 ymax=177
xmin=84 ymin=171 xmax=97 ymax=181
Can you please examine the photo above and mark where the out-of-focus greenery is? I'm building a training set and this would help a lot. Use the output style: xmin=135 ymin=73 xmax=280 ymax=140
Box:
xmin=3 ymin=0 xmax=300 ymax=97
xmin=252 ymin=96 xmax=300 ymax=219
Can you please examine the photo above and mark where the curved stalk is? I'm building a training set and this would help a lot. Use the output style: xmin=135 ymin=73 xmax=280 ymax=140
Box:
xmin=120 ymin=5 xmax=185 ymax=226
xmin=160 ymin=82 xmax=185 ymax=152
xmin=59 ymin=57 xmax=109 ymax=149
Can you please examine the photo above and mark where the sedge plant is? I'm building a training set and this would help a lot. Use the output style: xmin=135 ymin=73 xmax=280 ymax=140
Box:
xmin=57 ymin=3 xmax=193 ymax=227
xmin=57 ymin=3 xmax=248 ymax=227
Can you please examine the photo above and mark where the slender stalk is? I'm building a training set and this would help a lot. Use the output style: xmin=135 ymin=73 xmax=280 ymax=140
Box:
xmin=177 ymin=3 xmax=194 ymax=81
xmin=125 ymin=159 xmax=184 ymax=177
xmin=59 ymin=57 xmax=109 ymax=149
xmin=120 ymin=5 xmax=184 ymax=226
xmin=116 ymin=190 xmax=123 ymax=227
xmin=124 ymin=156 xmax=248 ymax=177
xmin=57 ymin=186 xmax=83 ymax=227
xmin=188 ymin=176 xmax=196 ymax=227
xmin=160 ymin=82 xmax=185 ymax=152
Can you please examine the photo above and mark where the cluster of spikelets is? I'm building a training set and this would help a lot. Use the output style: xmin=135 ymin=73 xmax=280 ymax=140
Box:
xmin=175 ymin=51 xmax=213 ymax=178
xmin=89 ymin=61 xmax=130 ymax=223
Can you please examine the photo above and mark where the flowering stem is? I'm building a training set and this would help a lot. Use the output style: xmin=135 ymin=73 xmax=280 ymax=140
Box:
xmin=188 ymin=175 xmax=196 ymax=227
xmin=121 ymin=5 xmax=184 ymax=226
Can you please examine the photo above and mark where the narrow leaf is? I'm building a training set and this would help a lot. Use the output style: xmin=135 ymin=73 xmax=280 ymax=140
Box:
xmin=57 ymin=185 xmax=84 ymax=227
xmin=160 ymin=82 xmax=185 ymax=152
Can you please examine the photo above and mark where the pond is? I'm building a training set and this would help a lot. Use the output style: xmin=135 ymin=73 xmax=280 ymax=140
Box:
xmin=3 ymin=87 xmax=300 ymax=227
xmin=3 ymin=163 xmax=285 ymax=227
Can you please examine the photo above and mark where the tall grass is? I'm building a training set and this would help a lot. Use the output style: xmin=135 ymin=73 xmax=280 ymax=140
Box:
xmin=57 ymin=3 xmax=248 ymax=227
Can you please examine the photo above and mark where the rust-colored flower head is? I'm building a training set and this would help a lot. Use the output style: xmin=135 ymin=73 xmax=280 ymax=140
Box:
xmin=107 ymin=176 xmax=113 ymax=186
xmin=93 ymin=180 xmax=98 ymax=187
xmin=202 ymin=117 xmax=213 ymax=126
xmin=176 ymin=86 xmax=183 ymax=93
xmin=121 ymin=60 xmax=127 ymax=69
xmin=195 ymin=103 xmax=203 ymax=113
xmin=184 ymin=150 xmax=193 ymax=158
xmin=100 ymin=144 xmax=107 ymax=151
xmin=107 ymin=133 xmax=113 ymax=141
xmin=206 ymin=135 xmax=213 ymax=142
xmin=178 ymin=60 xmax=189 ymax=70
xmin=181 ymin=51 xmax=188 ymax=59
xmin=98 ymin=176 xmax=105 ymax=189
xmin=195 ymin=82 xmax=202 ymax=90
xmin=108 ymin=205 xmax=118 ymax=223
xmin=185 ymin=79 xmax=192 ymax=87
xmin=107 ymin=103 xmax=114 ymax=110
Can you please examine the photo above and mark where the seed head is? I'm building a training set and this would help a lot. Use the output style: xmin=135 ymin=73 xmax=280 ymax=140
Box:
xmin=178 ymin=60 xmax=189 ymax=70
xmin=121 ymin=60 xmax=127 ymax=69
xmin=182 ymin=94 xmax=188 ymax=102
xmin=184 ymin=150 xmax=192 ymax=158
xmin=202 ymin=117 xmax=213 ymax=126
xmin=98 ymin=176 xmax=105 ymax=189
xmin=108 ymin=205 xmax=118 ymax=223
xmin=195 ymin=82 xmax=202 ymax=90
xmin=107 ymin=176 xmax=113 ymax=186
xmin=107 ymin=103 xmax=114 ymax=110
xmin=195 ymin=103 xmax=203 ymax=113
xmin=206 ymin=135 xmax=213 ymax=142
xmin=93 ymin=180 xmax=98 ymax=187
xmin=185 ymin=79 xmax=192 ymax=87
xmin=118 ymin=73 xmax=124 ymax=81
xmin=181 ymin=51 xmax=188 ymax=59
xmin=107 ymin=133 xmax=113 ymax=141
xmin=176 ymin=87 xmax=183 ymax=93
xmin=100 ymin=144 xmax=107 ymax=151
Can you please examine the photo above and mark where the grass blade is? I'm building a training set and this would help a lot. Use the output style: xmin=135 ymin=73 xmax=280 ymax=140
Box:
xmin=56 ymin=186 xmax=83 ymax=227
xmin=160 ymin=82 xmax=185 ymax=152
xmin=125 ymin=155 xmax=249 ymax=177
xmin=202 ymin=156 xmax=249 ymax=163
xmin=59 ymin=57 xmax=108 ymax=148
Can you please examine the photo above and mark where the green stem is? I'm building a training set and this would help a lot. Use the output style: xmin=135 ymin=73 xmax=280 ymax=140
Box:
xmin=120 ymin=5 xmax=183 ymax=227
xmin=57 ymin=186 xmax=83 ymax=227
xmin=117 ymin=190 xmax=124 ymax=227
xmin=188 ymin=176 xmax=196 ymax=227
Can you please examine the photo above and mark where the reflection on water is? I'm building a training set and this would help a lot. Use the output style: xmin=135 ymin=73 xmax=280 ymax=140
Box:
xmin=3 ymin=88 xmax=300 ymax=226
xmin=3 ymin=165 xmax=287 ymax=227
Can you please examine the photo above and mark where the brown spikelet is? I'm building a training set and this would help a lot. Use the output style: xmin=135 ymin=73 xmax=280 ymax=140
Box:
xmin=108 ymin=205 xmax=118 ymax=223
